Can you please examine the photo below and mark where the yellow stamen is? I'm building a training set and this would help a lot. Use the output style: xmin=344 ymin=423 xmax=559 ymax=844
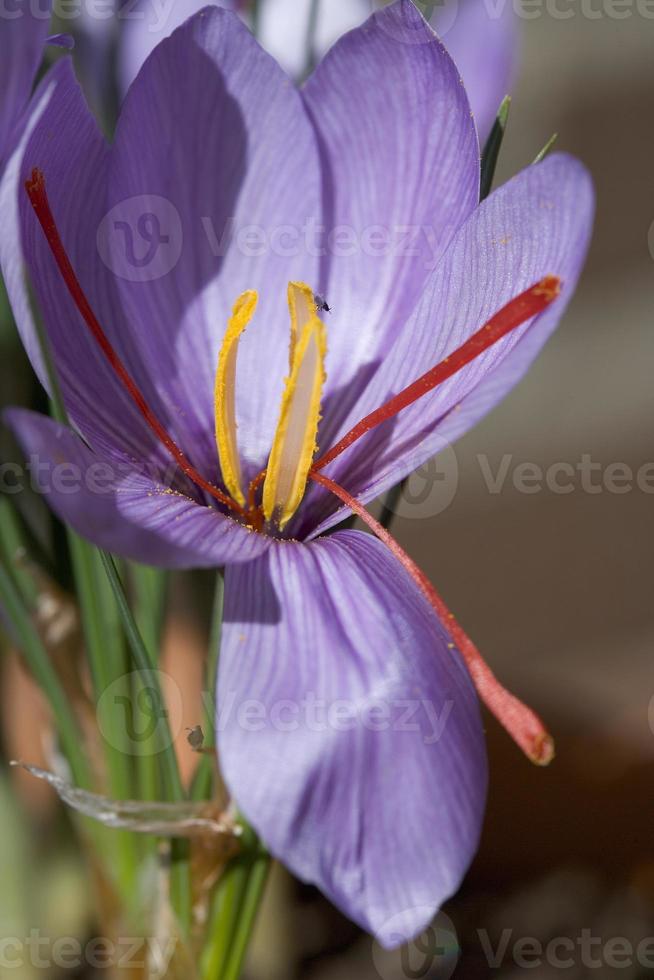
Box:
xmin=263 ymin=283 xmax=327 ymax=529
xmin=287 ymin=280 xmax=316 ymax=369
xmin=214 ymin=290 xmax=258 ymax=507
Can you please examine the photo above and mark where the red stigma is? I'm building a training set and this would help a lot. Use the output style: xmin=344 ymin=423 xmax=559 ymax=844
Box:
xmin=25 ymin=169 xmax=246 ymax=519
xmin=313 ymin=276 xmax=561 ymax=472
xmin=311 ymin=470 xmax=555 ymax=766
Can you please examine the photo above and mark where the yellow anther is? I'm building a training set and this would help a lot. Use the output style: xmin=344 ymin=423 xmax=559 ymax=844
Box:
xmin=287 ymin=280 xmax=316 ymax=369
xmin=214 ymin=290 xmax=258 ymax=507
xmin=263 ymin=283 xmax=327 ymax=529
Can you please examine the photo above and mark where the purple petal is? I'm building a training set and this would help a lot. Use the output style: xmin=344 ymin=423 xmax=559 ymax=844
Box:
xmin=7 ymin=410 xmax=270 ymax=568
xmin=3 ymin=60 xmax=182 ymax=476
xmin=303 ymin=0 xmax=479 ymax=449
xmin=304 ymin=153 xmax=594 ymax=537
xmin=434 ymin=0 xmax=519 ymax=145
xmin=0 ymin=1 xmax=52 ymax=160
xmin=118 ymin=0 xmax=237 ymax=94
xmin=108 ymin=7 xmax=321 ymax=480
xmin=218 ymin=530 xmax=487 ymax=946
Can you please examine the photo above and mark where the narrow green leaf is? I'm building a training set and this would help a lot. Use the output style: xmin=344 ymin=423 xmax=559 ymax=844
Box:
xmin=130 ymin=563 xmax=169 ymax=656
xmin=98 ymin=552 xmax=183 ymax=800
xmin=379 ymin=481 xmax=405 ymax=531
xmin=480 ymin=95 xmax=512 ymax=202
xmin=533 ymin=132 xmax=558 ymax=164
xmin=0 ymin=497 xmax=38 ymax=606
xmin=190 ymin=571 xmax=224 ymax=802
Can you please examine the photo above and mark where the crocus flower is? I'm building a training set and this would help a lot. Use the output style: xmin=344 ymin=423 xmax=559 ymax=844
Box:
xmin=118 ymin=0 xmax=517 ymax=143
xmin=1 ymin=1 xmax=593 ymax=946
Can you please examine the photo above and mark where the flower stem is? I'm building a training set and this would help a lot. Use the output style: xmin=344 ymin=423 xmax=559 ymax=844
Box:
xmin=221 ymin=846 xmax=270 ymax=980
xmin=130 ymin=563 xmax=169 ymax=854
xmin=98 ymin=551 xmax=192 ymax=933
xmin=197 ymin=578 xmax=270 ymax=980
xmin=250 ymin=0 xmax=261 ymax=38
xmin=131 ymin=563 xmax=168 ymax=656
xmin=68 ymin=529 xmax=139 ymax=894
xmin=201 ymin=822 xmax=269 ymax=980
xmin=303 ymin=0 xmax=321 ymax=78
xmin=191 ymin=571 xmax=224 ymax=803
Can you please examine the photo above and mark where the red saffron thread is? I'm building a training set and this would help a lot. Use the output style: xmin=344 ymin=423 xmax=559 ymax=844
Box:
xmin=310 ymin=470 xmax=555 ymax=766
xmin=247 ymin=469 xmax=267 ymax=530
xmin=25 ymin=168 xmax=246 ymax=519
xmin=313 ymin=276 xmax=561 ymax=472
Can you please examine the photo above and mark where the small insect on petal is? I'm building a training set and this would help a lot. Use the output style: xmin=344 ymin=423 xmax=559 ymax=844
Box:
xmin=186 ymin=725 xmax=205 ymax=752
